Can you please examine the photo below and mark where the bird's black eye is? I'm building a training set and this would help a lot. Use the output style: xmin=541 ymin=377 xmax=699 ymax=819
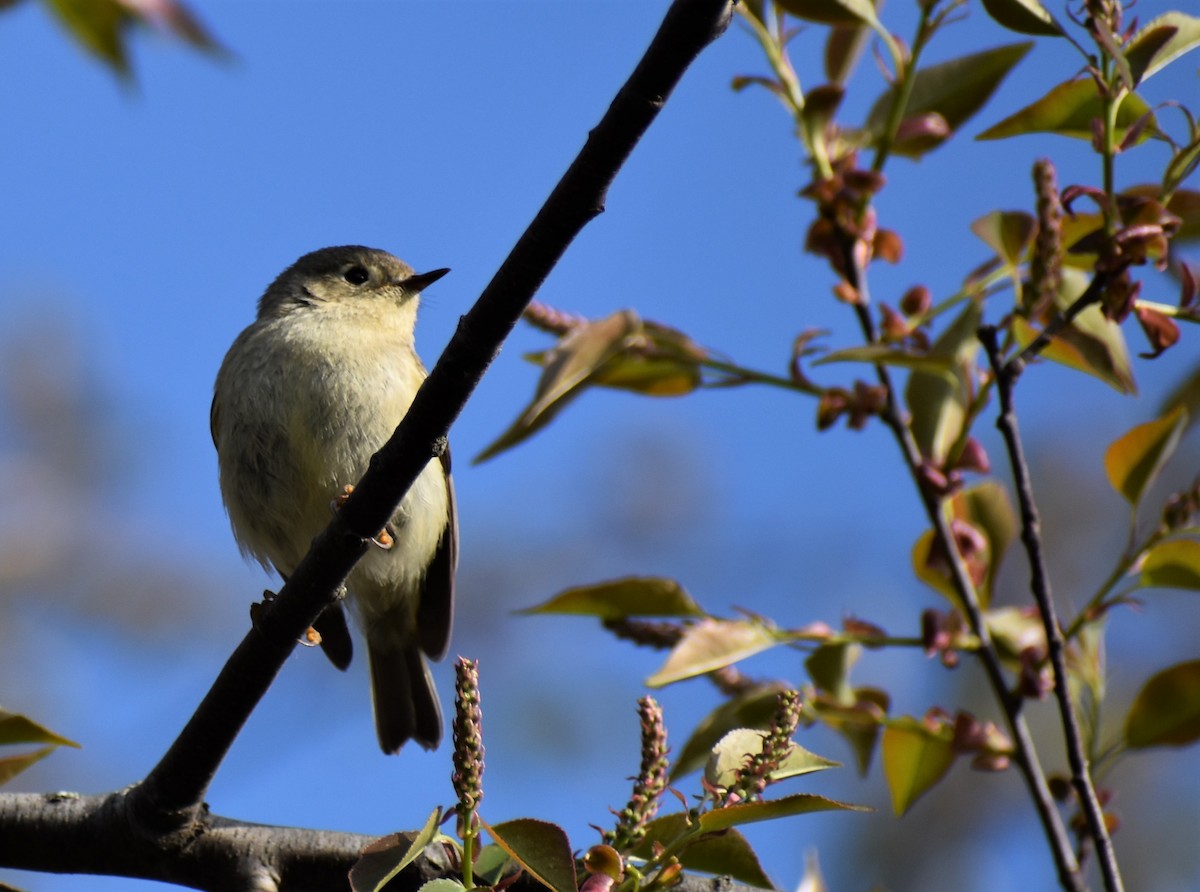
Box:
xmin=343 ymin=265 xmax=370 ymax=286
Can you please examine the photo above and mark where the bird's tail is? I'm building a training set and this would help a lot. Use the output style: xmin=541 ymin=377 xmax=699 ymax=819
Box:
xmin=368 ymin=638 xmax=443 ymax=754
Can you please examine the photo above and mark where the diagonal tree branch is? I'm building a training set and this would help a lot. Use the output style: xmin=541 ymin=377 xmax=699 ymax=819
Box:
xmin=0 ymin=1 xmax=737 ymax=888
xmin=980 ymin=325 xmax=1124 ymax=892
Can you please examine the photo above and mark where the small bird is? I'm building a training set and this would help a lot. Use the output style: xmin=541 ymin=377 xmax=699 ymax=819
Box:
xmin=211 ymin=246 xmax=456 ymax=754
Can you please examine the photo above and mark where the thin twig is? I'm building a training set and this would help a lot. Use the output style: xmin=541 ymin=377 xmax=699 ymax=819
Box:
xmin=842 ymin=245 xmax=1084 ymax=892
xmin=981 ymin=324 xmax=1125 ymax=892
xmin=1008 ymin=271 xmax=1111 ymax=374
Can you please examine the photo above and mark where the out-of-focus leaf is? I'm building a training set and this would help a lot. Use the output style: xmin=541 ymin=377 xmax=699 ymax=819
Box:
xmin=648 ymin=620 xmax=781 ymax=688
xmin=474 ymin=312 xmax=636 ymax=462
xmin=813 ymin=687 xmax=889 ymax=776
xmin=1125 ymin=660 xmax=1200 ymax=748
xmin=0 ymin=710 xmax=79 ymax=748
xmin=699 ymin=794 xmax=867 ymax=832
xmin=519 ymin=577 xmax=704 ymax=620
xmin=867 ymin=43 xmax=1033 ymax=157
xmin=0 ymin=746 xmax=56 ymax=786
xmin=1126 ymin=14 xmax=1200 ymax=84
xmin=672 ymin=685 xmax=788 ymax=779
xmin=986 ymin=606 xmax=1046 ymax=662
xmin=1011 ymin=269 xmax=1136 ymax=394
xmin=1160 ymin=364 xmax=1200 ymax=430
xmin=978 ymin=78 xmax=1156 ymax=142
xmin=349 ymin=807 xmax=443 ymax=892
xmin=906 ymin=299 xmax=982 ymax=464
xmin=952 ymin=482 xmax=1017 ymax=601
xmin=632 ymin=814 xmax=774 ymax=888
xmin=813 ymin=344 xmax=955 ymax=375
xmin=1103 ymin=406 xmax=1187 ymax=505
xmin=881 ymin=717 xmax=956 ymax=815
xmin=971 ymin=210 xmax=1036 ymax=267
xmin=806 ymin=642 xmax=860 ymax=705
xmin=1140 ymin=539 xmax=1200 ymax=591
xmin=591 ymin=320 xmax=706 ymax=396
xmin=912 ymin=529 xmax=958 ymax=603
xmin=43 ymin=0 xmax=132 ymax=71
xmin=483 ymin=818 xmax=576 ymax=892
xmin=825 ymin=18 xmax=873 ymax=84
xmin=776 ymin=0 xmax=880 ymax=27
xmin=704 ymin=728 xmax=840 ymax=791
xmin=980 ymin=0 xmax=1061 ymax=36
xmin=797 ymin=852 xmax=829 ymax=892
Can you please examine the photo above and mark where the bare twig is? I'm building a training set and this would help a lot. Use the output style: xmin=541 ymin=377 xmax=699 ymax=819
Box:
xmin=843 ymin=247 xmax=1085 ymax=892
xmin=980 ymin=324 xmax=1124 ymax=892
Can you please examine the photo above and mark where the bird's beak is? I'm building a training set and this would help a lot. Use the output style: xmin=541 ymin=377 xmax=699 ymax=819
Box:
xmin=403 ymin=267 xmax=451 ymax=293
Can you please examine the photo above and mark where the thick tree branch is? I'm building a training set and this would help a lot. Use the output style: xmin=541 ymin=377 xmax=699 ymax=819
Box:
xmin=1 ymin=1 xmax=737 ymax=888
xmin=980 ymin=325 xmax=1125 ymax=892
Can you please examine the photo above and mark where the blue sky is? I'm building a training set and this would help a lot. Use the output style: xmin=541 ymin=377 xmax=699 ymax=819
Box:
xmin=1 ymin=2 xmax=1197 ymax=890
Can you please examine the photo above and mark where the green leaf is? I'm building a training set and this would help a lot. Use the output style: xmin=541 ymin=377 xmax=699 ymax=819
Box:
xmin=980 ymin=0 xmax=1061 ymax=36
xmin=1126 ymin=14 xmax=1200 ymax=84
xmin=906 ymin=298 xmax=983 ymax=464
xmin=42 ymin=0 xmax=132 ymax=72
xmin=970 ymin=210 xmax=1036 ymax=267
xmin=647 ymin=619 xmax=782 ymax=688
xmin=0 ymin=746 xmax=56 ymax=787
xmin=704 ymin=728 xmax=840 ymax=790
xmin=812 ymin=687 xmax=889 ymax=776
xmin=1140 ymin=539 xmax=1200 ymax=591
xmin=881 ymin=718 xmax=956 ymax=815
xmin=1011 ymin=269 xmax=1136 ymax=395
xmin=953 ymin=482 xmax=1018 ymax=602
xmin=417 ymin=881 xmax=465 ymax=892
xmin=977 ymin=78 xmax=1156 ymax=142
xmin=776 ymin=0 xmax=880 ymax=27
xmin=483 ymin=818 xmax=576 ymax=892
xmin=0 ymin=710 xmax=79 ymax=748
xmin=867 ymin=43 xmax=1033 ymax=158
xmin=805 ymin=642 xmax=860 ymax=705
xmin=475 ymin=311 xmax=637 ymax=463
xmin=672 ymin=685 xmax=789 ymax=780
xmin=349 ymin=807 xmax=444 ymax=892
xmin=631 ymin=814 xmax=774 ymax=888
xmin=519 ymin=577 xmax=705 ymax=620
xmin=698 ymin=793 xmax=868 ymax=832
xmin=1125 ymin=660 xmax=1200 ymax=748
xmin=813 ymin=344 xmax=956 ymax=376
xmin=1103 ymin=406 xmax=1188 ymax=505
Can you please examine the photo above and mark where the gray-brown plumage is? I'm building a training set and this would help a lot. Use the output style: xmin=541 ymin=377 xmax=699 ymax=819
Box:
xmin=211 ymin=246 xmax=456 ymax=753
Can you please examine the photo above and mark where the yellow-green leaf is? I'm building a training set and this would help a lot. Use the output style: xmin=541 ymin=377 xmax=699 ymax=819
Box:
xmin=953 ymin=482 xmax=1017 ymax=601
xmin=519 ymin=577 xmax=704 ymax=620
xmin=0 ymin=746 xmax=56 ymax=787
xmin=776 ymin=0 xmax=880 ymax=27
xmin=978 ymin=78 xmax=1156 ymax=142
xmin=1012 ymin=302 xmax=1136 ymax=395
xmin=980 ymin=0 xmax=1061 ymax=36
xmin=970 ymin=210 xmax=1036 ymax=267
xmin=1125 ymin=660 xmax=1200 ymax=748
xmin=867 ymin=43 xmax=1033 ymax=158
xmin=1126 ymin=13 xmax=1200 ymax=84
xmin=1103 ymin=406 xmax=1188 ymax=505
xmin=631 ymin=814 xmax=774 ymax=888
xmin=0 ymin=710 xmax=79 ymax=748
xmin=647 ymin=619 xmax=781 ymax=688
xmin=814 ymin=345 xmax=955 ymax=376
xmin=474 ymin=311 xmax=636 ymax=463
xmin=349 ymin=807 xmax=444 ymax=892
xmin=1140 ymin=539 xmax=1200 ymax=591
xmin=672 ymin=685 xmax=789 ymax=779
xmin=483 ymin=818 xmax=576 ymax=892
xmin=698 ymin=794 xmax=868 ymax=832
xmin=881 ymin=718 xmax=956 ymax=815
xmin=704 ymin=728 xmax=840 ymax=791
xmin=906 ymin=299 xmax=982 ymax=464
